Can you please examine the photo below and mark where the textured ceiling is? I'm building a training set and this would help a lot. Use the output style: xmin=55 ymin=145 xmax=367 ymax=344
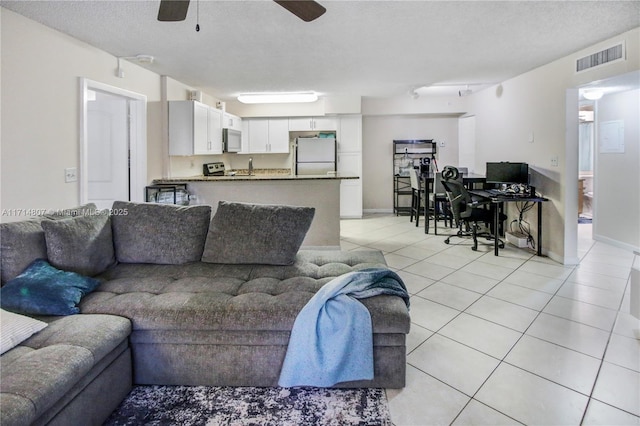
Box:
xmin=2 ymin=0 xmax=639 ymax=100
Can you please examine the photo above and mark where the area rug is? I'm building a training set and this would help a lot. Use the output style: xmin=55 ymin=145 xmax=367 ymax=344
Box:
xmin=104 ymin=385 xmax=391 ymax=425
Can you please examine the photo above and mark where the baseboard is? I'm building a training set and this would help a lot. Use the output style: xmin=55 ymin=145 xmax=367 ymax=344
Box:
xmin=593 ymin=233 xmax=640 ymax=254
xmin=363 ymin=209 xmax=394 ymax=214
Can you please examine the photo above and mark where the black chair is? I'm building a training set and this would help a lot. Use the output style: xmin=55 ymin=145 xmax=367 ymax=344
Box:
xmin=430 ymin=171 xmax=460 ymax=235
xmin=441 ymin=166 xmax=506 ymax=251
xmin=409 ymin=168 xmax=425 ymax=227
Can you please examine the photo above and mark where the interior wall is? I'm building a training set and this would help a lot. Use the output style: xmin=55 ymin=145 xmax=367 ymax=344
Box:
xmin=464 ymin=27 xmax=640 ymax=263
xmin=594 ymin=89 xmax=640 ymax=251
xmin=0 ymin=9 xmax=162 ymax=220
xmin=362 ymin=115 xmax=459 ymax=212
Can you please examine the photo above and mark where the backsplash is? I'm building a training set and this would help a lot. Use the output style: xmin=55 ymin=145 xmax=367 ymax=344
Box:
xmin=169 ymin=153 xmax=293 ymax=177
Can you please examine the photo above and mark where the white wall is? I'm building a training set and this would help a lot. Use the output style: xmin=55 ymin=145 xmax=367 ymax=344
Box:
xmin=463 ymin=27 xmax=639 ymax=262
xmin=0 ymin=9 xmax=162 ymax=219
xmin=594 ymin=89 xmax=640 ymax=251
xmin=362 ymin=115 xmax=460 ymax=212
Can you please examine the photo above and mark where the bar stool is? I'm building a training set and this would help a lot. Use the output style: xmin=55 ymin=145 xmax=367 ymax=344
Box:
xmin=409 ymin=168 xmax=424 ymax=227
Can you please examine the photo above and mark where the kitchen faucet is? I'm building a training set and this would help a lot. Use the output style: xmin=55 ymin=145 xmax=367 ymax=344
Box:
xmin=248 ymin=157 xmax=253 ymax=176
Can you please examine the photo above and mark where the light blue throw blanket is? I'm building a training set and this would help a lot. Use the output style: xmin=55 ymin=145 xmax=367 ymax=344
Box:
xmin=278 ymin=268 xmax=410 ymax=387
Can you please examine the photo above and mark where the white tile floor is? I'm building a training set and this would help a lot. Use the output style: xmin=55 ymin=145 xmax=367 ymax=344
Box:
xmin=340 ymin=214 xmax=640 ymax=426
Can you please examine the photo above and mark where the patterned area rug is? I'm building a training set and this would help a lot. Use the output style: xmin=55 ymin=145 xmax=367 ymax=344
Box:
xmin=104 ymin=385 xmax=391 ymax=425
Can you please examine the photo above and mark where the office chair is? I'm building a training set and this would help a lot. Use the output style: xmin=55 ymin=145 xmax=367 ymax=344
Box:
xmin=409 ymin=168 xmax=424 ymax=227
xmin=441 ymin=166 xmax=506 ymax=251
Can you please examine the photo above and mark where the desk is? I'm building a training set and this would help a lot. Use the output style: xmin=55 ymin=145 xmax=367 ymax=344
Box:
xmin=421 ymin=173 xmax=486 ymax=234
xmin=470 ymin=191 xmax=548 ymax=256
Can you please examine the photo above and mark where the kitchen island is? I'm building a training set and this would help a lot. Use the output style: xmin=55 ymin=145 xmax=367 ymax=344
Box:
xmin=153 ymin=174 xmax=358 ymax=248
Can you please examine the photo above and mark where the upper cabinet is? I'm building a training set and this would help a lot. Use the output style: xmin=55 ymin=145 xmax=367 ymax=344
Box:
xmin=289 ymin=117 xmax=338 ymax=132
xmin=169 ymin=101 xmax=222 ymax=156
xmin=337 ymin=115 xmax=362 ymax=152
xmin=242 ymin=118 xmax=290 ymax=154
xmin=223 ymin=112 xmax=242 ymax=132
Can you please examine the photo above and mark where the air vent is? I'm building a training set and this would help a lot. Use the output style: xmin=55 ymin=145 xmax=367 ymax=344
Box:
xmin=576 ymin=42 xmax=625 ymax=73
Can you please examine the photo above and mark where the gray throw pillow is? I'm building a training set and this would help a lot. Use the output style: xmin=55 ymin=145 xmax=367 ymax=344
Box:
xmin=41 ymin=213 xmax=116 ymax=276
xmin=111 ymin=201 xmax=212 ymax=264
xmin=0 ymin=219 xmax=48 ymax=284
xmin=201 ymin=201 xmax=315 ymax=265
xmin=0 ymin=203 xmax=100 ymax=284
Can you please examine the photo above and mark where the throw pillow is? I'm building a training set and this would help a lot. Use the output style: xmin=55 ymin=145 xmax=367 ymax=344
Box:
xmin=0 ymin=259 xmax=100 ymax=316
xmin=40 ymin=202 xmax=98 ymax=220
xmin=110 ymin=201 xmax=212 ymax=264
xmin=0 ymin=309 xmax=48 ymax=355
xmin=0 ymin=203 xmax=99 ymax=284
xmin=41 ymin=213 xmax=116 ymax=276
xmin=201 ymin=201 xmax=315 ymax=265
xmin=0 ymin=219 xmax=48 ymax=284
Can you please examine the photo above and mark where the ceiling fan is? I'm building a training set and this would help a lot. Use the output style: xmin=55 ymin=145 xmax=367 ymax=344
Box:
xmin=157 ymin=0 xmax=326 ymax=23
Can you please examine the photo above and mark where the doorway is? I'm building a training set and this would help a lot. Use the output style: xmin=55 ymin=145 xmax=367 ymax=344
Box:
xmin=578 ymin=102 xmax=595 ymax=226
xmin=79 ymin=78 xmax=147 ymax=209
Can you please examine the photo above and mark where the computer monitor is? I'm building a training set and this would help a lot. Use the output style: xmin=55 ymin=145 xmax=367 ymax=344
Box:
xmin=485 ymin=162 xmax=529 ymax=185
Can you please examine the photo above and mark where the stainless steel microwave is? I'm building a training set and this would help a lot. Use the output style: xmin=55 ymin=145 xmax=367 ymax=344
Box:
xmin=223 ymin=128 xmax=242 ymax=153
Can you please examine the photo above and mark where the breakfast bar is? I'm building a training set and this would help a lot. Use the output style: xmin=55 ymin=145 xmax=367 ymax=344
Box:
xmin=153 ymin=173 xmax=358 ymax=249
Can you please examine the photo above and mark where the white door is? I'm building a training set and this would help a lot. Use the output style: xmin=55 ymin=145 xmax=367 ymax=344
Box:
xmin=87 ymin=93 xmax=129 ymax=209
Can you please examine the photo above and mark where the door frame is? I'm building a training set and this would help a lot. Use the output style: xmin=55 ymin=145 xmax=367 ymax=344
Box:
xmin=79 ymin=78 xmax=147 ymax=205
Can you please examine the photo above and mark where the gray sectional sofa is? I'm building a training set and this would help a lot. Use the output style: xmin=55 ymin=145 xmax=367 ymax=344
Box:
xmin=0 ymin=201 xmax=410 ymax=426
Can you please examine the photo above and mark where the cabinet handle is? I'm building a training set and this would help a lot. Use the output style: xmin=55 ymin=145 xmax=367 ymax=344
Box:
xmin=310 ymin=119 xmax=314 ymax=129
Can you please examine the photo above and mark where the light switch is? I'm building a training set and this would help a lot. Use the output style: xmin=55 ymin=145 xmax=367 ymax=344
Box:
xmin=438 ymin=140 xmax=445 ymax=147
xmin=65 ymin=167 xmax=78 ymax=183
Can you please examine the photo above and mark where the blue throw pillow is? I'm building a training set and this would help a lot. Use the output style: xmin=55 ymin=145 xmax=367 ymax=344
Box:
xmin=0 ymin=259 xmax=100 ymax=316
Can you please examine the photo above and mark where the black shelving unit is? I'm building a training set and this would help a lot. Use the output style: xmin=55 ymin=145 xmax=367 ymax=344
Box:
xmin=393 ymin=140 xmax=437 ymax=215
xmin=145 ymin=184 xmax=190 ymax=205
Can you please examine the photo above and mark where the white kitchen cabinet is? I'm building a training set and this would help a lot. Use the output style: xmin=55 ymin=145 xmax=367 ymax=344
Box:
xmin=336 ymin=115 xmax=363 ymax=218
xmin=240 ymin=119 xmax=250 ymax=153
xmin=242 ymin=118 xmax=290 ymax=154
xmin=208 ymin=108 xmax=223 ymax=154
xmin=223 ymin=112 xmax=242 ymax=132
xmin=169 ymin=101 xmax=222 ymax=155
xmin=289 ymin=116 xmax=338 ymax=132
xmin=268 ymin=118 xmax=290 ymax=153
xmin=337 ymin=115 xmax=362 ymax=152
xmin=247 ymin=118 xmax=270 ymax=153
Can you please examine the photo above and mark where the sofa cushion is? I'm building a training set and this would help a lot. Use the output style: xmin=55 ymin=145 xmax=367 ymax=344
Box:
xmin=41 ymin=213 xmax=115 ymax=276
xmin=0 ymin=309 xmax=48 ymax=355
xmin=0 ymin=260 xmax=100 ymax=316
xmin=0 ymin=219 xmax=47 ymax=285
xmin=111 ymin=201 xmax=211 ymax=265
xmin=201 ymin=201 xmax=315 ymax=265
xmin=0 ymin=203 xmax=98 ymax=284
xmin=0 ymin=314 xmax=131 ymax=426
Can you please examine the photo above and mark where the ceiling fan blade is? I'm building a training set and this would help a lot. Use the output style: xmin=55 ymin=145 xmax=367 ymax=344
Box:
xmin=274 ymin=0 xmax=326 ymax=22
xmin=158 ymin=0 xmax=190 ymax=22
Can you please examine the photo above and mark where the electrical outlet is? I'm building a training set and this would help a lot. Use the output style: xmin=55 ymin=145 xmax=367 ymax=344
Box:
xmin=65 ymin=167 xmax=78 ymax=183
xmin=550 ymin=156 xmax=559 ymax=167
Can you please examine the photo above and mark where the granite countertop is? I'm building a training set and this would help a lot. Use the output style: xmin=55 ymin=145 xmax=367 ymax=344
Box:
xmin=154 ymin=172 xmax=358 ymax=183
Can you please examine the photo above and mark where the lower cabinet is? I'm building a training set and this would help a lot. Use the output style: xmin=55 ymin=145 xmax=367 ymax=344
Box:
xmin=337 ymin=152 xmax=363 ymax=218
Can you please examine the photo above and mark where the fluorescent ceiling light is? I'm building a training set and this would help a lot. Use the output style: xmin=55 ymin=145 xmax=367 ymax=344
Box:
xmin=237 ymin=92 xmax=318 ymax=104
xmin=583 ymin=90 xmax=604 ymax=100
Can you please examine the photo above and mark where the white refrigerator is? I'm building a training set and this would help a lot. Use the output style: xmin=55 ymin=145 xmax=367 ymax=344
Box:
xmin=295 ymin=137 xmax=336 ymax=175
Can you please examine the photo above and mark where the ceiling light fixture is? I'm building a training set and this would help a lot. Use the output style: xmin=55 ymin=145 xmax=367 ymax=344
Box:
xmin=582 ymin=90 xmax=604 ymax=100
xmin=237 ymin=92 xmax=318 ymax=104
